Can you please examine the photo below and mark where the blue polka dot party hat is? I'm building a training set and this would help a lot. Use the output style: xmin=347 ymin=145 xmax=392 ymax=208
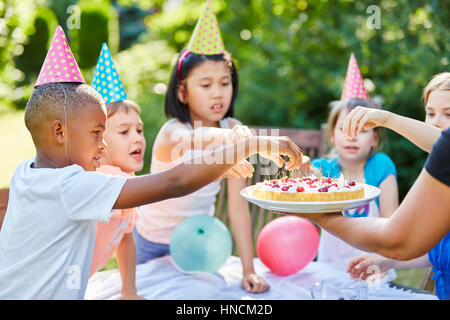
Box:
xmin=91 ymin=43 xmax=127 ymax=103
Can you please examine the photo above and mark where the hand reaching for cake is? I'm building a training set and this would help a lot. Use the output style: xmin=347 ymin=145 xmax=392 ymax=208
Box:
xmin=222 ymin=160 xmax=254 ymax=179
xmin=256 ymin=136 xmax=303 ymax=170
xmin=224 ymin=124 xmax=253 ymax=145
xmin=223 ymin=125 xmax=254 ymax=179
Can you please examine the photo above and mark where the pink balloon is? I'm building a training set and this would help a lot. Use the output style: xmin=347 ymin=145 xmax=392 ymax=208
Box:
xmin=257 ymin=216 xmax=320 ymax=276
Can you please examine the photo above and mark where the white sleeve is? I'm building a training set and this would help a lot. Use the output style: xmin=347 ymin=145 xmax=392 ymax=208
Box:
xmin=59 ymin=167 xmax=127 ymax=222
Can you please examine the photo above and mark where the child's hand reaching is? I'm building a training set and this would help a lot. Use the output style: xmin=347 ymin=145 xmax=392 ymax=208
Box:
xmin=343 ymin=106 xmax=392 ymax=138
xmin=224 ymin=124 xmax=253 ymax=145
xmin=257 ymin=136 xmax=303 ymax=170
xmin=347 ymin=253 xmax=393 ymax=280
xmin=223 ymin=160 xmax=254 ymax=179
xmin=299 ymin=155 xmax=313 ymax=175
xmin=241 ymin=272 xmax=270 ymax=294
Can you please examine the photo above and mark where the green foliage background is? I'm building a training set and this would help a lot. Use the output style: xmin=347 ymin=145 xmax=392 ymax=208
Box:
xmin=1 ymin=0 xmax=449 ymax=200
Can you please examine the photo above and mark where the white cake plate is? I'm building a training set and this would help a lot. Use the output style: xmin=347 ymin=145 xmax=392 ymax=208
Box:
xmin=240 ymin=184 xmax=381 ymax=214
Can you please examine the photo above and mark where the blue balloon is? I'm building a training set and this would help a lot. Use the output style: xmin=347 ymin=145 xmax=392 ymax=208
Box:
xmin=170 ymin=215 xmax=232 ymax=273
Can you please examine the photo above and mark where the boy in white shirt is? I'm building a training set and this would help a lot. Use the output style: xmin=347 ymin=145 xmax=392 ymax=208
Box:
xmin=0 ymin=26 xmax=303 ymax=300
xmin=0 ymin=82 xmax=303 ymax=300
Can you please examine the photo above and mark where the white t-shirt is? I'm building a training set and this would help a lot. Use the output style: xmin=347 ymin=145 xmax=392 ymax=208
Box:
xmin=0 ymin=159 xmax=127 ymax=300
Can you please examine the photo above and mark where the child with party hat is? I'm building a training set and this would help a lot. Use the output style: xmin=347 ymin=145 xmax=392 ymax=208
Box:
xmin=135 ymin=0 xmax=274 ymax=294
xmin=344 ymin=73 xmax=450 ymax=292
xmin=308 ymin=53 xmax=399 ymax=271
xmin=0 ymin=26 xmax=304 ymax=300
xmin=88 ymin=43 xmax=144 ymax=300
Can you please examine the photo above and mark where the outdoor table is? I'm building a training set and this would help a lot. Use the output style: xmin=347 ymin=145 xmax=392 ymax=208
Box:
xmin=85 ymin=255 xmax=437 ymax=300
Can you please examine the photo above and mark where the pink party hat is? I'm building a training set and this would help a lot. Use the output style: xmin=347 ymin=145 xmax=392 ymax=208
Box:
xmin=35 ymin=25 xmax=85 ymax=87
xmin=186 ymin=0 xmax=225 ymax=55
xmin=340 ymin=53 xmax=369 ymax=100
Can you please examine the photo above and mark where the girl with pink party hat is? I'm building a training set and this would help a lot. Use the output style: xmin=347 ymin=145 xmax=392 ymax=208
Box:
xmin=135 ymin=0 xmax=276 ymax=294
xmin=344 ymin=73 xmax=450 ymax=298
xmin=308 ymin=54 xmax=399 ymax=276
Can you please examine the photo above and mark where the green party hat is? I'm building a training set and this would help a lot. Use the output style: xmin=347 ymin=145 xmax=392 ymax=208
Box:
xmin=186 ymin=0 xmax=225 ymax=55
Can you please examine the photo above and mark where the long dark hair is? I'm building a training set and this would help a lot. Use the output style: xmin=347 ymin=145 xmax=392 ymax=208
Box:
xmin=165 ymin=49 xmax=239 ymax=123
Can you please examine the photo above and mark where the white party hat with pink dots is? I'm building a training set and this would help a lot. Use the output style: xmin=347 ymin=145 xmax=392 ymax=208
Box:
xmin=35 ymin=25 xmax=85 ymax=87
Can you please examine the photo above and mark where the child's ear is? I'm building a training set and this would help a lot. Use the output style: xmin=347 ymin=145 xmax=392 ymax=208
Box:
xmin=51 ymin=120 xmax=65 ymax=144
xmin=177 ymin=84 xmax=186 ymax=104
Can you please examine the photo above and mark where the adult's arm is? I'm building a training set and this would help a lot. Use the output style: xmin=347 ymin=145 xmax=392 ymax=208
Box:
xmin=294 ymin=169 xmax=450 ymax=261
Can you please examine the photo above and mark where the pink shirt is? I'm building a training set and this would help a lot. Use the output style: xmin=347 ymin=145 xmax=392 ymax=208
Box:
xmin=89 ymin=165 xmax=138 ymax=277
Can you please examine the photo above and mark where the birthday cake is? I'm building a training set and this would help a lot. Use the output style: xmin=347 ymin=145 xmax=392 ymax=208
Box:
xmin=252 ymin=175 xmax=364 ymax=202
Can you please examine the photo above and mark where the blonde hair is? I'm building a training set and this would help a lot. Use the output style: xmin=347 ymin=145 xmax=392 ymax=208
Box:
xmin=105 ymin=99 xmax=141 ymax=118
xmin=326 ymin=98 xmax=382 ymax=158
xmin=423 ymin=72 xmax=450 ymax=105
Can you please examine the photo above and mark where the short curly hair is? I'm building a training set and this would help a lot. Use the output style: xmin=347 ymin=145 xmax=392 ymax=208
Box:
xmin=25 ymin=83 xmax=105 ymax=138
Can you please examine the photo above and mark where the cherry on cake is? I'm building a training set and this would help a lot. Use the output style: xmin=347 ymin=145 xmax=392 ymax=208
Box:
xmin=252 ymin=175 xmax=364 ymax=202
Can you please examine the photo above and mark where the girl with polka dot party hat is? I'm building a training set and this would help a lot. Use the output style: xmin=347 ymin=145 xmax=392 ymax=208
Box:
xmin=135 ymin=0 xmax=271 ymax=294
xmin=89 ymin=43 xmax=146 ymax=299
xmin=309 ymin=53 xmax=399 ymax=273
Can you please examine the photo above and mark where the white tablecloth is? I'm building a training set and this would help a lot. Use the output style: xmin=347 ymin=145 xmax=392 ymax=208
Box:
xmin=85 ymin=256 xmax=437 ymax=300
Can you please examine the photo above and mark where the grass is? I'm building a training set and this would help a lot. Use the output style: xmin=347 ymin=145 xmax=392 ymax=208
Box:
xmin=101 ymin=255 xmax=119 ymax=271
xmin=1 ymin=111 xmax=432 ymax=294
xmin=395 ymin=268 xmax=430 ymax=289
xmin=0 ymin=110 xmax=35 ymax=188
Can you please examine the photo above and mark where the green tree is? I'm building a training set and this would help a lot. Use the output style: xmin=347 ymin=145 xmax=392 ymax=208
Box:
xmin=0 ymin=0 xmax=41 ymax=112
xmin=14 ymin=7 xmax=58 ymax=84
xmin=69 ymin=0 xmax=120 ymax=69
xmin=137 ymin=0 xmax=449 ymax=198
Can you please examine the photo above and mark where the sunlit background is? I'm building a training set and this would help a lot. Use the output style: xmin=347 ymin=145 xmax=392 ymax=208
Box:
xmin=1 ymin=0 xmax=448 ymax=289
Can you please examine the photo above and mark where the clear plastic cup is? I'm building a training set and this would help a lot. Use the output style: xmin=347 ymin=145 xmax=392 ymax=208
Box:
xmin=310 ymin=278 xmax=368 ymax=300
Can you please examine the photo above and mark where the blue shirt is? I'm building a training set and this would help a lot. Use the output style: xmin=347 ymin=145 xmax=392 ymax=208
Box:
xmin=311 ymin=152 xmax=397 ymax=209
xmin=425 ymin=128 xmax=450 ymax=300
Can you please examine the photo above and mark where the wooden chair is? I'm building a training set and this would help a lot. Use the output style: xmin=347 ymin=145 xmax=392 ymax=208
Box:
xmin=0 ymin=188 xmax=9 ymax=231
xmin=420 ymin=267 xmax=435 ymax=293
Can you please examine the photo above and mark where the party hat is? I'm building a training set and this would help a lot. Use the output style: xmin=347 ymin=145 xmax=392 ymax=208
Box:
xmin=35 ymin=25 xmax=85 ymax=87
xmin=91 ymin=43 xmax=127 ymax=103
xmin=186 ymin=0 xmax=225 ymax=55
xmin=340 ymin=53 xmax=369 ymax=100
